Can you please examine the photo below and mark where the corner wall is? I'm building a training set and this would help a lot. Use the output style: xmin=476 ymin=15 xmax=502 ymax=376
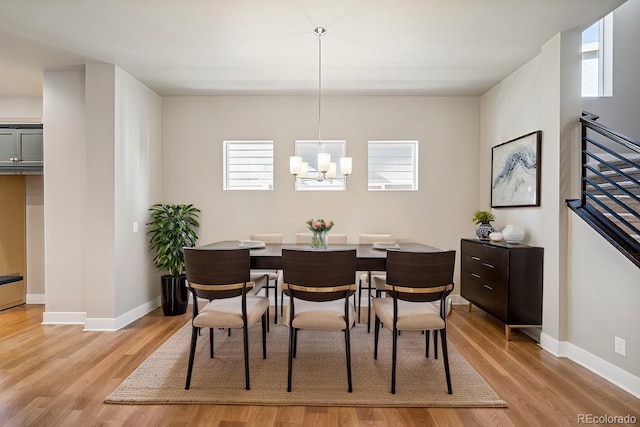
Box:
xmin=481 ymin=28 xmax=639 ymax=397
xmin=43 ymin=66 xmax=162 ymax=329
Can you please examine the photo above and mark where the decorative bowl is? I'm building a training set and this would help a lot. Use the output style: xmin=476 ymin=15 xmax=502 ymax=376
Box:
xmin=489 ymin=232 xmax=503 ymax=242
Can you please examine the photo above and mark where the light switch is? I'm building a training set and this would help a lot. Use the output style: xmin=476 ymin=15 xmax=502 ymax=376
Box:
xmin=133 ymin=221 xmax=139 ymax=233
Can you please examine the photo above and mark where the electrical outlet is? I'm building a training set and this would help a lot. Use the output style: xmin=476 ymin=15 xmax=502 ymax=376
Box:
xmin=614 ymin=336 xmax=626 ymax=356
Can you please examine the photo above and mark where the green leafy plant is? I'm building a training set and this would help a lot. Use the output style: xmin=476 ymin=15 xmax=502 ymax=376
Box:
xmin=147 ymin=204 xmax=201 ymax=276
xmin=471 ymin=210 xmax=496 ymax=225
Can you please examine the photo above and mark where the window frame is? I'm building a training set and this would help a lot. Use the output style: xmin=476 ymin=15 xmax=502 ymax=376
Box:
xmin=581 ymin=12 xmax=613 ymax=98
xmin=223 ymin=140 xmax=274 ymax=191
xmin=367 ymin=140 xmax=419 ymax=191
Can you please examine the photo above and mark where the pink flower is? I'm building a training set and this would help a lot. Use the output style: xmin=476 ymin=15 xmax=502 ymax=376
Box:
xmin=312 ymin=220 xmax=321 ymax=228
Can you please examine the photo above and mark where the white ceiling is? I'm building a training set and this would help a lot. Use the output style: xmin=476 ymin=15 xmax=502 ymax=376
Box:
xmin=0 ymin=0 xmax=625 ymax=97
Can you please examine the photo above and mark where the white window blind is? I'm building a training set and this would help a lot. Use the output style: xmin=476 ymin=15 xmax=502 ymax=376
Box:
xmin=223 ymin=141 xmax=274 ymax=190
xmin=368 ymin=141 xmax=418 ymax=191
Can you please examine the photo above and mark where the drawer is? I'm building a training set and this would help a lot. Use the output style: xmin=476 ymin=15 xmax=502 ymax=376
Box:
xmin=461 ymin=240 xmax=509 ymax=266
xmin=461 ymin=253 xmax=509 ymax=285
xmin=461 ymin=273 xmax=507 ymax=322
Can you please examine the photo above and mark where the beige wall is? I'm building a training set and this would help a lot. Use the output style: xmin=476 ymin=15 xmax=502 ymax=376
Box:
xmin=114 ymin=66 xmax=163 ymax=319
xmin=43 ymin=65 xmax=162 ymax=329
xmin=161 ymin=95 xmax=481 ymax=289
xmin=43 ymin=69 xmax=87 ymax=319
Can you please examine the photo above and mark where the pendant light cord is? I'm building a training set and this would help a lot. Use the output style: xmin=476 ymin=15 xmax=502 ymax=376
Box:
xmin=316 ymin=27 xmax=325 ymax=149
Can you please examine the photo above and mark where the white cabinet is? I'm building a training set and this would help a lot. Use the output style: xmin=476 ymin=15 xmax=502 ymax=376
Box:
xmin=0 ymin=126 xmax=43 ymax=173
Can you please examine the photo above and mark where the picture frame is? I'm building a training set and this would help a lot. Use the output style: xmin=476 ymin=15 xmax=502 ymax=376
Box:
xmin=491 ymin=130 xmax=542 ymax=208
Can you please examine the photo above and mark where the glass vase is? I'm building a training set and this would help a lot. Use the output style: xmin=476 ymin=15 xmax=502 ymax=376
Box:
xmin=311 ymin=231 xmax=328 ymax=249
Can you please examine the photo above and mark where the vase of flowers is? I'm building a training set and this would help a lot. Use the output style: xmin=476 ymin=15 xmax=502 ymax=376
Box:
xmin=306 ymin=218 xmax=334 ymax=249
xmin=471 ymin=210 xmax=496 ymax=240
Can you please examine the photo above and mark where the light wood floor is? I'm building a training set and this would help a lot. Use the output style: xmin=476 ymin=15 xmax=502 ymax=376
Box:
xmin=0 ymin=304 xmax=637 ymax=427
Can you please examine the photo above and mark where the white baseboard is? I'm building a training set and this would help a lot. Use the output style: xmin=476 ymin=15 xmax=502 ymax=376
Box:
xmin=26 ymin=293 xmax=45 ymax=304
xmin=42 ymin=311 xmax=86 ymax=324
xmin=42 ymin=297 xmax=161 ymax=331
xmin=540 ymin=332 xmax=640 ymax=399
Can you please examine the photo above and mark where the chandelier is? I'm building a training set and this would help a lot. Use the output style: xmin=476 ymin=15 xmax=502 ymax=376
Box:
xmin=290 ymin=27 xmax=352 ymax=181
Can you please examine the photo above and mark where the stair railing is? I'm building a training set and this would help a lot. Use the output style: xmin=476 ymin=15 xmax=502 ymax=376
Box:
xmin=580 ymin=111 xmax=640 ymax=247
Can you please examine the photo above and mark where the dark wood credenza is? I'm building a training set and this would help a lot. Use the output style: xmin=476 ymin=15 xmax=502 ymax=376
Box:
xmin=460 ymin=238 xmax=543 ymax=340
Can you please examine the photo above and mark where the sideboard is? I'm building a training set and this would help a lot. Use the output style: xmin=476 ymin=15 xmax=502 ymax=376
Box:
xmin=460 ymin=238 xmax=544 ymax=340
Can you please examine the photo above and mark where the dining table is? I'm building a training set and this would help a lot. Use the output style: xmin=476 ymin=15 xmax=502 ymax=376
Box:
xmin=200 ymin=240 xmax=442 ymax=271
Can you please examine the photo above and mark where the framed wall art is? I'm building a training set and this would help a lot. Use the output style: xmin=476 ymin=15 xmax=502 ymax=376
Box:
xmin=491 ymin=130 xmax=541 ymax=208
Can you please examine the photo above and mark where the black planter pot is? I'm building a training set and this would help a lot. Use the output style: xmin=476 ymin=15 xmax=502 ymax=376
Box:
xmin=161 ymin=274 xmax=188 ymax=316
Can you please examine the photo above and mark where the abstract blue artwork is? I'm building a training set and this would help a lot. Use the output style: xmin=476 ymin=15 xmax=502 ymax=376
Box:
xmin=491 ymin=131 xmax=541 ymax=207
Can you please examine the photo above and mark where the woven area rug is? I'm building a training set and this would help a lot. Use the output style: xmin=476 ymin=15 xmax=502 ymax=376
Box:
xmin=106 ymin=322 xmax=507 ymax=407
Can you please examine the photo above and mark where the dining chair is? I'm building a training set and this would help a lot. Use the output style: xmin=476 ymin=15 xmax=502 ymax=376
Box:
xmin=372 ymin=249 xmax=456 ymax=394
xmin=183 ymin=247 xmax=269 ymax=391
xmin=249 ymin=233 xmax=283 ymax=327
xmin=357 ymin=233 xmax=393 ymax=331
xmin=281 ymin=233 xmax=350 ymax=316
xmin=281 ymin=248 xmax=357 ymax=392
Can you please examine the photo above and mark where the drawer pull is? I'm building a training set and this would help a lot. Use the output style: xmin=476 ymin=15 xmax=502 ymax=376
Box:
xmin=471 ymin=256 xmax=480 ymax=261
xmin=483 ymin=284 xmax=494 ymax=291
xmin=482 ymin=262 xmax=495 ymax=268
xmin=471 ymin=273 xmax=480 ymax=279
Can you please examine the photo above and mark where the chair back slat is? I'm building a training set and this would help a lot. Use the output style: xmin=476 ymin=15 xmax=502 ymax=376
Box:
xmin=385 ymin=250 xmax=456 ymax=302
xmin=282 ymin=249 xmax=357 ymax=301
xmin=184 ymin=247 xmax=251 ymax=299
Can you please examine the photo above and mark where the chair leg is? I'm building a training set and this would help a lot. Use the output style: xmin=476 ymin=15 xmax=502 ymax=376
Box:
xmin=434 ymin=330 xmax=439 ymax=360
xmin=261 ymin=312 xmax=267 ymax=359
xmin=367 ymin=272 xmax=372 ymax=333
xmin=264 ymin=284 xmax=270 ymax=333
xmin=209 ymin=327 xmax=214 ymax=358
xmin=243 ymin=323 xmax=250 ymax=390
xmin=185 ymin=326 xmax=199 ymax=390
xmin=425 ymin=330 xmax=430 ymax=358
xmin=391 ymin=327 xmax=398 ymax=394
xmin=344 ymin=327 xmax=353 ymax=393
xmin=357 ymin=278 xmax=363 ymax=323
xmin=287 ymin=325 xmax=295 ymax=392
xmin=273 ymin=281 xmax=278 ymax=325
xmin=280 ymin=290 xmax=284 ymax=317
xmin=440 ymin=328 xmax=452 ymax=394
xmin=374 ymin=314 xmax=380 ymax=359
xmin=293 ymin=328 xmax=298 ymax=358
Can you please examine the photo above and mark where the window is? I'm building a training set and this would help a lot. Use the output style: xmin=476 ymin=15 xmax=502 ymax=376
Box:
xmin=582 ymin=13 xmax=613 ymax=97
xmin=368 ymin=141 xmax=418 ymax=191
xmin=223 ymin=140 xmax=273 ymax=190
xmin=294 ymin=140 xmax=347 ymax=191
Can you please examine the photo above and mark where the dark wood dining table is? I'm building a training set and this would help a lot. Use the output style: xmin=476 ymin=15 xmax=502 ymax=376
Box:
xmin=200 ymin=240 xmax=441 ymax=271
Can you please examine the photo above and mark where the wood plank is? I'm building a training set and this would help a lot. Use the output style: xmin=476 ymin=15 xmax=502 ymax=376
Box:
xmin=0 ymin=304 xmax=638 ymax=426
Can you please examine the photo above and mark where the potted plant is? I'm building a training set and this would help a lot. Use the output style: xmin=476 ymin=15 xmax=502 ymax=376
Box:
xmin=147 ymin=203 xmax=201 ymax=316
xmin=471 ymin=210 xmax=496 ymax=240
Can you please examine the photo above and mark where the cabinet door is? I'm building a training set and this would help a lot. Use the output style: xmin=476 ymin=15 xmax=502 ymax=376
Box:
xmin=17 ymin=129 xmax=43 ymax=165
xmin=0 ymin=129 xmax=16 ymax=167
